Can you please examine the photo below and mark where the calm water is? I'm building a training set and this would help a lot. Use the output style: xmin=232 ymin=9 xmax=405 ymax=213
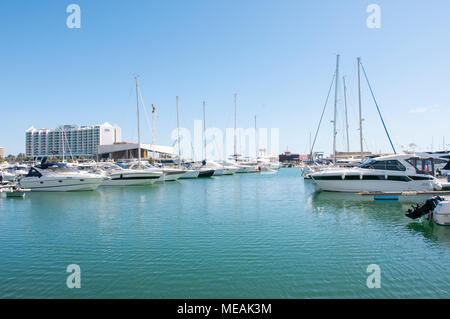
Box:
xmin=0 ymin=168 xmax=448 ymax=298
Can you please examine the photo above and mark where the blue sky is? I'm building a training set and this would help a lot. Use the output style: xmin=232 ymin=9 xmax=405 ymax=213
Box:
xmin=1 ymin=0 xmax=449 ymax=156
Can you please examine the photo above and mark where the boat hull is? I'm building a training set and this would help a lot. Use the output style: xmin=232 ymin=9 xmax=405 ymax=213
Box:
xmin=19 ymin=177 xmax=103 ymax=191
xmin=235 ymin=166 xmax=257 ymax=173
xmin=198 ymin=169 xmax=215 ymax=178
xmin=222 ymin=167 xmax=238 ymax=175
xmin=433 ymin=202 xmax=450 ymax=226
xmin=312 ymin=179 xmax=437 ymax=193
xmin=212 ymin=169 xmax=224 ymax=176
xmin=178 ymin=170 xmax=200 ymax=179
xmin=158 ymin=170 xmax=185 ymax=181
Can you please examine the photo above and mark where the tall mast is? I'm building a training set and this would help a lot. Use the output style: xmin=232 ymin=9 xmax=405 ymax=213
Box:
xmin=203 ymin=101 xmax=206 ymax=161
xmin=62 ymin=126 xmax=65 ymax=162
xmin=135 ymin=76 xmax=141 ymax=163
xmin=357 ymin=57 xmax=363 ymax=158
xmin=343 ymin=76 xmax=350 ymax=152
xmin=176 ymin=96 xmax=181 ymax=163
xmin=254 ymin=115 xmax=257 ymax=158
xmin=332 ymin=54 xmax=339 ymax=164
xmin=234 ymin=93 xmax=237 ymax=157
xmin=152 ymin=104 xmax=156 ymax=159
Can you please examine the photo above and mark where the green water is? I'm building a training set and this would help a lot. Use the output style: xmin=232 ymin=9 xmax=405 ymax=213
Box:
xmin=0 ymin=168 xmax=448 ymax=298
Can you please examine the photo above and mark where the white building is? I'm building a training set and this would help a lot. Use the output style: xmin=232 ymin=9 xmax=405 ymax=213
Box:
xmin=25 ymin=123 xmax=122 ymax=158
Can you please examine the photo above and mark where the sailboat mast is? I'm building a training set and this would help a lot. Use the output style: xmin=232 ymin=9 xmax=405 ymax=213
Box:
xmin=357 ymin=57 xmax=363 ymax=158
xmin=332 ymin=54 xmax=340 ymax=164
xmin=203 ymin=101 xmax=206 ymax=161
xmin=254 ymin=115 xmax=257 ymax=158
xmin=135 ymin=76 xmax=141 ymax=163
xmin=234 ymin=93 xmax=237 ymax=157
xmin=343 ymin=76 xmax=350 ymax=152
xmin=176 ymin=96 xmax=181 ymax=163
xmin=62 ymin=126 xmax=65 ymax=162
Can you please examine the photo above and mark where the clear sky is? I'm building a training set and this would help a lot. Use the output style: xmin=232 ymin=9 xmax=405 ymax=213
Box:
xmin=1 ymin=0 xmax=449 ymax=156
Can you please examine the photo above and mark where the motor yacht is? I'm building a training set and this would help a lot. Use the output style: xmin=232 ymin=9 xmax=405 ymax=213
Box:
xmin=19 ymin=162 xmax=104 ymax=191
xmin=310 ymin=154 xmax=443 ymax=193
xmin=99 ymin=162 xmax=162 ymax=186
xmin=0 ymin=169 xmax=16 ymax=182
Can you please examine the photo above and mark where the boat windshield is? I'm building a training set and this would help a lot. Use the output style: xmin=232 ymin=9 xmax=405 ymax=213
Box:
xmin=36 ymin=163 xmax=77 ymax=173
xmin=358 ymin=159 xmax=406 ymax=171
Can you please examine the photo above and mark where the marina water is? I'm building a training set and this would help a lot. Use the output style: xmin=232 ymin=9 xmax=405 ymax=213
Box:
xmin=0 ymin=168 xmax=448 ymax=298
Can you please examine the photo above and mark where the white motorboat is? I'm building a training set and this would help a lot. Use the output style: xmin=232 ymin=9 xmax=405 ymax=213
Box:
xmin=19 ymin=162 xmax=104 ymax=191
xmin=234 ymin=163 xmax=258 ymax=173
xmin=433 ymin=200 xmax=450 ymax=226
xmin=406 ymin=196 xmax=450 ymax=226
xmin=158 ymin=167 xmax=186 ymax=181
xmin=0 ymin=169 xmax=15 ymax=182
xmin=311 ymin=154 xmax=443 ymax=193
xmin=99 ymin=163 xmax=162 ymax=186
xmin=222 ymin=166 xmax=239 ymax=175
xmin=178 ymin=169 xmax=200 ymax=179
xmin=201 ymin=161 xmax=224 ymax=176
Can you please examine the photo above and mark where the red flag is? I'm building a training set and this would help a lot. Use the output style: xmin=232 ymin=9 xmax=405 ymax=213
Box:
xmin=152 ymin=104 xmax=156 ymax=113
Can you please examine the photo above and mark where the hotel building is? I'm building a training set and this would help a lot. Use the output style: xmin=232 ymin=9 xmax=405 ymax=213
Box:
xmin=25 ymin=123 xmax=122 ymax=158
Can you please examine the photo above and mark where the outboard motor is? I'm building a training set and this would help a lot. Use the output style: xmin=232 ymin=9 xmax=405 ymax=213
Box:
xmin=406 ymin=196 xmax=444 ymax=220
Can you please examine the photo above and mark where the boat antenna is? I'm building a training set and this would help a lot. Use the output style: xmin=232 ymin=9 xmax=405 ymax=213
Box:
xmin=360 ymin=61 xmax=397 ymax=154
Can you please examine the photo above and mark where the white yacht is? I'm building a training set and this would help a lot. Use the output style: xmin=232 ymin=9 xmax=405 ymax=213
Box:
xmin=0 ymin=169 xmax=16 ymax=182
xmin=201 ymin=160 xmax=224 ymax=176
xmin=310 ymin=154 xmax=443 ymax=193
xmin=219 ymin=161 xmax=239 ymax=175
xmin=178 ymin=168 xmax=200 ymax=179
xmin=19 ymin=162 xmax=104 ymax=191
xmin=99 ymin=163 xmax=162 ymax=186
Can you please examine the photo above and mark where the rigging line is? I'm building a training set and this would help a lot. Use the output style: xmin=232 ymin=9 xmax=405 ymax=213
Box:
xmin=360 ymin=62 xmax=397 ymax=154
xmin=138 ymin=90 xmax=153 ymax=143
xmin=309 ymin=71 xmax=336 ymax=158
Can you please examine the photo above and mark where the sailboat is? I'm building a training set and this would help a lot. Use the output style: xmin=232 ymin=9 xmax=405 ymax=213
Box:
xmin=196 ymin=101 xmax=222 ymax=177
xmin=174 ymin=96 xmax=200 ymax=179
xmin=100 ymin=76 xmax=163 ymax=186
xmin=225 ymin=93 xmax=258 ymax=173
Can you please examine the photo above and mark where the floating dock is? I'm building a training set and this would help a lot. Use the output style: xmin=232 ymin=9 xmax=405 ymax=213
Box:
xmin=357 ymin=191 xmax=450 ymax=201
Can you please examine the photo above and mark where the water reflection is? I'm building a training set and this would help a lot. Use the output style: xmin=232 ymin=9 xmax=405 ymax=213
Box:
xmin=309 ymin=189 xmax=450 ymax=246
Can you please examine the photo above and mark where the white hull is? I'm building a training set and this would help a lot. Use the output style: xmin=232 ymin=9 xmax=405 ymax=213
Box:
xmin=222 ymin=167 xmax=238 ymax=175
xmin=235 ymin=166 xmax=257 ymax=173
xmin=212 ymin=169 xmax=224 ymax=176
xmin=101 ymin=178 xmax=158 ymax=186
xmin=1 ymin=173 xmax=15 ymax=182
xmin=178 ymin=170 xmax=200 ymax=179
xmin=19 ymin=178 xmax=103 ymax=192
xmin=313 ymin=179 xmax=437 ymax=193
xmin=101 ymin=170 xmax=161 ymax=186
xmin=433 ymin=202 xmax=450 ymax=226
xmin=158 ymin=172 xmax=185 ymax=181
